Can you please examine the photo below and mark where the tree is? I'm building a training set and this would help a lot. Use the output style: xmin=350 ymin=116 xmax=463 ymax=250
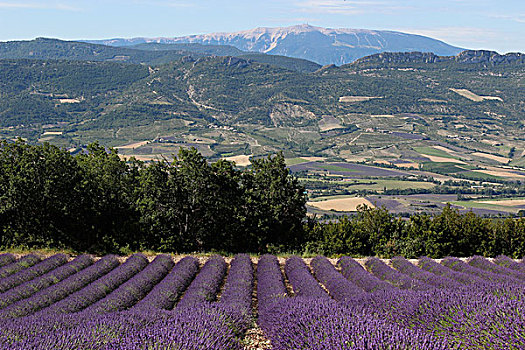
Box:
xmin=74 ymin=142 xmax=141 ymax=253
xmin=0 ymin=140 xmax=83 ymax=249
xmin=242 ymin=152 xmax=307 ymax=252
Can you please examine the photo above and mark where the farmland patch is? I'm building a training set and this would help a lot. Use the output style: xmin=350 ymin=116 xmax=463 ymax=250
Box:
xmin=472 ymin=168 xmax=525 ymax=180
xmin=116 ymin=140 xmax=151 ymax=149
xmin=223 ymin=154 xmax=251 ymax=166
xmin=471 ymin=152 xmax=511 ymax=163
xmin=307 ymin=196 xmax=374 ymax=211
xmin=449 ymin=88 xmax=503 ymax=102
xmin=318 ymin=115 xmax=344 ymax=132
xmin=476 ymin=198 xmax=525 ymax=207
xmin=339 ymin=96 xmax=382 ymax=103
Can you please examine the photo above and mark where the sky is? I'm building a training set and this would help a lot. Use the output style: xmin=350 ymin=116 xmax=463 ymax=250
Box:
xmin=0 ymin=0 xmax=523 ymax=53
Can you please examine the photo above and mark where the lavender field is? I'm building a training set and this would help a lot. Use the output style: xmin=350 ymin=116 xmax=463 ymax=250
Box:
xmin=0 ymin=252 xmax=524 ymax=349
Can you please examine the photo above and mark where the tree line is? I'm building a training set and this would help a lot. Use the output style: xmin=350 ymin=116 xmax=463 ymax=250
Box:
xmin=1 ymin=140 xmax=524 ymax=258
xmin=306 ymin=205 xmax=525 ymax=259
xmin=0 ymin=140 xmax=306 ymax=254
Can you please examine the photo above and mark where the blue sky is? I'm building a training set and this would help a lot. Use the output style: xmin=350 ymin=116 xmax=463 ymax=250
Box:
xmin=1 ymin=0 xmax=523 ymax=53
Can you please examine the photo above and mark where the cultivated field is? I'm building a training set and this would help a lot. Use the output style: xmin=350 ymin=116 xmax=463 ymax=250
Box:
xmin=307 ymin=196 xmax=375 ymax=211
xmin=223 ymin=154 xmax=252 ymax=166
xmin=0 ymin=252 xmax=523 ymax=349
xmin=449 ymin=88 xmax=503 ymax=102
xmin=338 ymin=96 xmax=382 ymax=103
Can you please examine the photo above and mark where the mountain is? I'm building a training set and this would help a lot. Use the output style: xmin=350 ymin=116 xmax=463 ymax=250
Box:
xmin=0 ymin=51 xmax=522 ymax=170
xmin=0 ymin=38 xmax=321 ymax=72
xmin=85 ymin=24 xmax=464 ymax=65
xmin=129 ymin=42 xmax=245 ymax=56
xmin=353 ymin=50 xmax=525 ymax=67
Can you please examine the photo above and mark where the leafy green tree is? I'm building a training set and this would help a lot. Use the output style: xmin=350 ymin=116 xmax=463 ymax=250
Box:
xmin=353 ymin=205 xmax=400 ymax=257
xmin=74 ymin=142 xmax=141 ymax=253
xmin=402 ymin=214 xmax=434 ymax=258
xmin=242 ymin=152 xmax=307 ymax=252
xmin=0 ymin=140 xmax=83 ymax=249
xmin=134 ymin=159 xmax=178 ymax=251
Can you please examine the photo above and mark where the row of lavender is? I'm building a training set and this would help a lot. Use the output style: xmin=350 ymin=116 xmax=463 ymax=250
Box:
xmin=0 ymin=253 xmax=254 ymax=349
xmin=260 ymin=254 xmax=525 ymax=349
xmin=1 ymin=252 xmax=524 ymax=349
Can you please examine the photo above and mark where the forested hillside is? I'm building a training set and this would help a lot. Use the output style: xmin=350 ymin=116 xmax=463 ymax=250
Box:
xmin=0 ymin=49 xmax=523 ymax=220
xmin=0 ymin=38 xmax=321 ymax=72
xmin=0 ymin=51 xmax=522 ymax=161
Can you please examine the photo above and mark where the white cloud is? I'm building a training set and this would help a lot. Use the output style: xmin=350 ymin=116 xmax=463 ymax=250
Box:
xmin=265 ymin=17 xmax=321 ymax=24
xmin=490 ymin=14 xmax=525 ymax=24
xmin=0 ymin=1 xmax=79 ymax=10
xmin=292 ymin=0 xmax=411 ymax=15
xmin=294 ymin=0 xmax=369 ymax=15
xmin=131 ymin=0 xmax=195 ymax=8
xmin=398 ymin=26 xmax=499 ymax=45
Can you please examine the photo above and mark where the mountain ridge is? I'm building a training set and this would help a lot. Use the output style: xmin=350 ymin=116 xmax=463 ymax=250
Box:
xmin=0 ymin=37 xmax=321 ymax=72
xmin=353 ymin=50 xmax=525 ymax=67
xmin=84 ymin=24 xmax=465 ymax=65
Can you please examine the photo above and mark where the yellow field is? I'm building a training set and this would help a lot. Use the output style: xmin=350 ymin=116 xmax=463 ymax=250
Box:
xmin=449 ymin=88 xmax=503 ymax=102
xmin=423 ymin=155 xmax=466 ymax=164
xmin=471 ymin=152 xmax=510 ymax=163
xmin=308 ymin=197 xmax=374 ymax=212
xmin=394 ymin=162 xmax=420 ymax=168
xmin=223 ymin=155 xmax=252 ymax=166
xmin=339 ymin=96 xmax=381 ymax=103
xmin=301 ymin=156 xmax=326 ymax=162
xmin=58 ymin=98 xmax=81 ymax=103
xmin=116 ymin=141 xmax=150 ymax=149
xmin=477 ymin=199 xmax=525 ymax=207
xmin=473 ymin=168 xmax=525 ymax=179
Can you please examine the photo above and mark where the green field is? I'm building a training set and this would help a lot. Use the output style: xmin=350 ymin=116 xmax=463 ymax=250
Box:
xmin=286 ymin=157 xmax=309 ymax=166
xmin=450 ymin=199 xmax=524 ymax=213
xmin=459 ymin=171 xmax=503 ymax=181
xmin=413 ymin=146 xmax=460 ymax=160
xmin=303 ymin=178 xmax=436 ymax=192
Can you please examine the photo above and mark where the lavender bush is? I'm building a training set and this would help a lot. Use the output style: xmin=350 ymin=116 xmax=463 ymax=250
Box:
xmin=391 ymin=256 xmax=463 ymax=289
xmin=493 ymin=254 xmax=525 ymax=274
xmin=468 ymin=255 xmax=525 ymax=281
xmin=284 ymin=255 xmax=328 ymax=298
xmin=417 ymin=256 xmax=484 ymax=285
xmin=85 ymin=254 xmax=173 ymax=313
xmin=442 ymin=256 xmax=520 ymax=285
xmin=365 ymin=257 xmax=432 ymax=290
xmin=337 ymin=256 xmax=395 ymax=292
xmin=0 ymin=254 xmax=93 ymax=309
xmin=133 ymin=256 xmax=199 ymax=310
xmin=0 ymin=253 xmax=524 ymax=349
xmin=0 ymin=255 xmax=120 ymax=318
xmin=310 ymin=255 xmax=365 ymax=301
xmin=176 ymin=255 xmax=226 ymax=308
xmin=0 ymin=254 xmax=40 ymax=280
xmin=46 ymin=254 xmax=148 ymax=314
xmin=0 ymin=253 xmax=69 ymax=293
xmin=0 ymin=254 xmax=15 ymax=268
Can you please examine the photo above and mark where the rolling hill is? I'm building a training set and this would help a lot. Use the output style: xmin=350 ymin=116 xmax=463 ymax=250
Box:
xmin=0 ymin=38 xmax=321 ymax=73
xmin=0 ymin=48 xmax=523 ymax=216
xmin=0 ymin=50 xmax=522 ymax=166
xmin=86 ymin=24 xmax=465 ymax=65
